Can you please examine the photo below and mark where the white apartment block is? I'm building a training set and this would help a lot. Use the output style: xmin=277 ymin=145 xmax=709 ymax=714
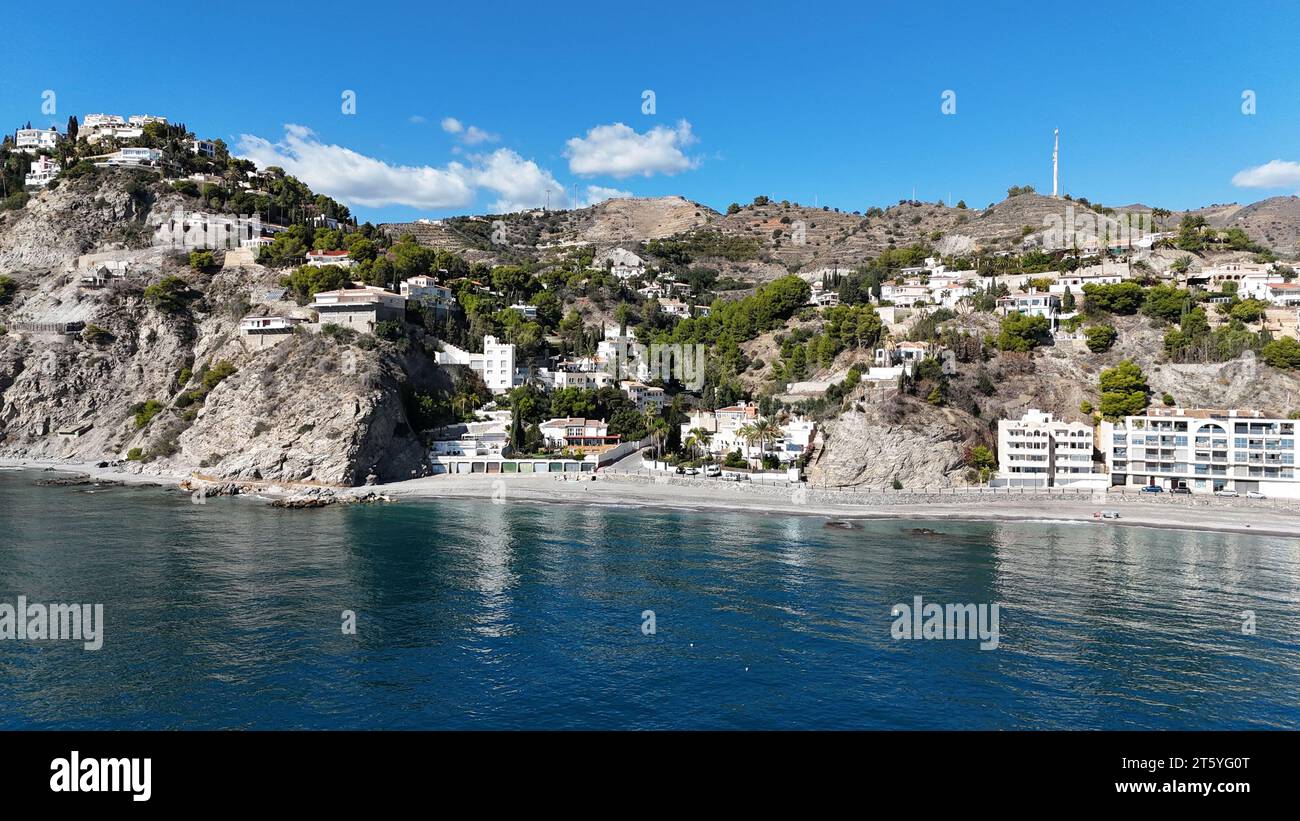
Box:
xmin=189 ymin=138 xmax=217 ymax=158
xmin=1101 ymin=408 xmax=1300 ymax=497
xmin=24 ymin=156 xmax=60 ymax=187
xmin=14 ymin=127 xmax=61 ymax=153
xmin=435 ymin=335 xmax=519 ymax=394
xmin=995 ymin=409 xmax=1106 ymax=488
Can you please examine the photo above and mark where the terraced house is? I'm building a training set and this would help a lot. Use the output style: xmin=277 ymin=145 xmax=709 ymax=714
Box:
xmin=1101 ymin=408 xmax=1300 ymax=497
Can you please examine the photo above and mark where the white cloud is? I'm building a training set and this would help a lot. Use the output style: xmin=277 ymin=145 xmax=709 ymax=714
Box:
xmin=236 ymin=125 xmax=560 ymax=213
xmin=1232 ymin=159 xmax=1300 ymax=190
xmin=581 ymin=185 xmax=633 ymax=207
xmin=442 ymin=117 xmax=498 ymax=145
xmin=565 ymin=119 xmax=699 ymax=178
xmin=467 ymin=148 xmax=566 ymax=213
xmin=236 ymin=125 xmax=472 ymax=210
xmin=408 ymin=115 xmax=427 ymax=124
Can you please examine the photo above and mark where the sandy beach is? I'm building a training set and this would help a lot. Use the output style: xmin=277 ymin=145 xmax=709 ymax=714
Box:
xmin=3 ymin=456 xmax=1298 ymax=538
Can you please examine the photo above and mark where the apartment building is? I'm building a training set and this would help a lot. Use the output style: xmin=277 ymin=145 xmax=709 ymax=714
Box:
xmin=1100 ymin=408 xmax=1299 ymax=497
xmin=995 ymin=409 xmax=1106 ymax=488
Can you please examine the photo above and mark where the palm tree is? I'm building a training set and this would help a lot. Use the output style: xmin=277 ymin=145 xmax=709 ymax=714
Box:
xmin=687 ymin=426 xmax=713 ymax=461
xmin=752 ymin=418 xmax=781 ymax=468
xmin=737 ymin=423 xmax=760 ymax=468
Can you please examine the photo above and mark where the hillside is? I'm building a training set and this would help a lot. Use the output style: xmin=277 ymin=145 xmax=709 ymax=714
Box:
xmin=0 ymin=171 xmax=457 ymax=484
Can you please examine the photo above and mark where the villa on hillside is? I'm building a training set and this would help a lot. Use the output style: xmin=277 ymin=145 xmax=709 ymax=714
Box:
xmin=306 ymin=249 xmax=354 ymax=268
xmin=14 ymin=126 xmax=61 ymax=153
xmin=24 ymin=156 xmax=60 ymax=187
xmin=309 ymin=285 xmax=405 ymax=331
xmin=434 ymin=335 xmax=521 ymax=394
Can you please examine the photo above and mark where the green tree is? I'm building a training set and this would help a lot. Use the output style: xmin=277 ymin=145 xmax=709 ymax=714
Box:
xmin=1098 ymin=359 xmax=1149 ymax=420
xmin=1083 ymin=324 xmax=1117 ymax=353
xmin=1261 ymin=336 xmax=1300 ymax=370
xmin=996 ymin=312 xmax=1051 ymax=351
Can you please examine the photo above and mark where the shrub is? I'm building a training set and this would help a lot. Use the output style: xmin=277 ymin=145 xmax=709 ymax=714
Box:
xmin=189 ymin=250 xmax=214 ymax=271
xmin=0 ymin=275 xmax=17 ymax=304
xmin=1083 ymin=324 xmax=1117 ymax=353
xmin=126 ymin=448 xmax=145 ymax=461
xmin=144 ymin=276 xmax=194 ymax=315
xmin=132 ymin=400 xmax=165 ymax=429
xmin=81 ymin=324 xmax=114 ymax=345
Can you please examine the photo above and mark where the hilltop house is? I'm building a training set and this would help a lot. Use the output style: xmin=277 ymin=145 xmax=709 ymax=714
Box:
xmin=14 ymin=126 xmax=60 ymax=153
xmin=94 ymin=147 xmax=162 ymax=168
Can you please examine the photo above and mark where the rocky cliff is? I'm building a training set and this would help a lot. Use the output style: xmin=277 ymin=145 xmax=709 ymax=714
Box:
xmin=0 ymin=171 xmax=454 ymax=486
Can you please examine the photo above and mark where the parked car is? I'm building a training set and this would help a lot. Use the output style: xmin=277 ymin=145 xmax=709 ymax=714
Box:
xmin=1246 ymin=490 xmax=1267 ymax=499
xmin=1100 ymin=510 xmax=1121 ymax=519
xmin=703 ymin=465 xmax=721 ymax=477
xmin=683 ymin=467 xmax=700 ymax=476
xmin=1171 ymin=486 xmax=1191 ymax=495
xmin=1140 ymin=485 xmax=1163 ymax=493
xmin=1214 ymin=489 xmax=1239 ymax=498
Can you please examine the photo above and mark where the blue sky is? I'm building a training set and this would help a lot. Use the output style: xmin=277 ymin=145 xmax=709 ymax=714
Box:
xmin=5 ymin=0 xmax=1300 ymax=223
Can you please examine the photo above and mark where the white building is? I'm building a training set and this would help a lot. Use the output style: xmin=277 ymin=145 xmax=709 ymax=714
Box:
xmin=508 ymin=303 xmax=538 ymax=320
xmin=309 ymin=286 xmax=405 ymax=331
xmin=594 ymin=247 xmax=645 ymax=280
xmin=997 ymin=289 xmax=1061 ymax=331
xmin=24 ymin=156 xmax=60 ymax=187
xmin=189 ymin=138 xmax=218 ymax=158
xmin=679 ymin=402 xmax=813 ymax=464
xmin=305 ymin=249 xmax=354 ymax=268
xmin=620 ymin=380 xmax=665 ymax=413
xmin=83 ymin=113 xmax=144 ymax=144
xmin=14 ymin=127 xmax=60 ymax=153
xmin=538 ymin=418 xmax=620 ymax=453
xmin=435 ymin=335 xmax=520 ymax=394
xmin=95 ymin=147 xmax=162 ymax=168
xmin=537 ymin=365 xmax=614 ymax=391
xmin=1100 ymin=407 xmax=1299 ymax=497
xmin=400 ymin=276 xmax=453 ymax=304
xmin=995 ymin=409 xmax=1106 ymax=488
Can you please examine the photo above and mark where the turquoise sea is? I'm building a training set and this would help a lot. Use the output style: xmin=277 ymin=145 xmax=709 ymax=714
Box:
xmin=0 ymin=470 xmax=1297 ymax=729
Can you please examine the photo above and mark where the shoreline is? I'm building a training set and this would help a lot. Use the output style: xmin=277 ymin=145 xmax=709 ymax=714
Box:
xmin=3 ymin=456 xmax=1298 ymax=538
